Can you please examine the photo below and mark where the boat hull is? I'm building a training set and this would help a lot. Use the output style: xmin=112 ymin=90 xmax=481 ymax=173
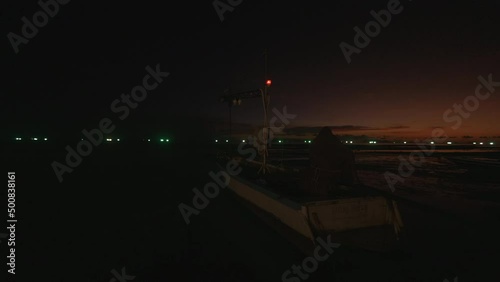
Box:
xmin=218 ymin=162 xmax=403 ymax=253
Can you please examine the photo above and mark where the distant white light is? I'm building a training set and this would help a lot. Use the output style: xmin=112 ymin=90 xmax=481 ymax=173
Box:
xmin=430 ymin=141 xmax=434 ymax=144
xmin=308 ymin=140 xmax=311 ymax=143
xmin=117 ymin=139 xmax=120 ymax=141
xmin=160 ymin=139 xmax=164 ymax=142
xmin=166 ymin=139 xmax=170 ymax=142
xmin=350 ymin=141 xmax=353 ymax=144
xmin=479 ymin=142 xmax=483 ymax=145
xmin=403 ymin=141 xmax=407 ymax=144
xmin=374 ymin=141 xmax=377 ymax=144
xmin=215 ymin=139 xmax=218 ymax=143
xmin=147 ymin=139 xmax=151 ymax=142
xmin=473 ymin=142 xmax=476 ymax=145
xmin=242 ymin=140 xmax=246 ymax=143
xmin=226 ymin=140 xmax=229 ymax=143
xmin=304 ymin=140 xmax=307 ymax=143
xmin=15 ymin=137 xmax=21 ymax=141
xmin=44 ymin=138 xmax=48 ymax=141
xmin=279 ymin=140 xmax=282 ymax=143
xmin=447 ymin=142 xmax=452 ymax=144
xmin=106 ymin=138 xmax=112 ymax=142
xmin=490 ymin=142 xmax=495 ymax=145
xmin=345 ymin=141 xmax=348 ymax=144
xmin=33 ymin=137 xmax=38 ymax=141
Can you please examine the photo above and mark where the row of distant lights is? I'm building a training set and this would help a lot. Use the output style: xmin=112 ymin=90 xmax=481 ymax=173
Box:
xmin=142 ymin=139 xmax=170 ymax=142
xmin=15 ymin=137 xmax=48 ymax=141
xmin=213 ymin=139 xmax=372 ymax=144
xmin=214 ymin=139 xmax=314 ymax=144
xmin=438 ymin=141 xmax=495 ymax=145
xmin=401 ymin=141 xmax=495 ymax=145
xmin=441 ymin=141 xmax=495 ymax=145
xmin=19 ymin=137 xmax=172 ymax=142
xmin=16 ymin=137 xmax=495 ymax=146
xmin=473 ymin=142 xmax=495 ymax=145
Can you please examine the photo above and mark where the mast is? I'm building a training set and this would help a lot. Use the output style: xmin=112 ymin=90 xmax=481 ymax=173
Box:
xmin=218 ymin=49 xmax=272 ymax=174
xmin=258 ymin=49 xmax=271 ymax=174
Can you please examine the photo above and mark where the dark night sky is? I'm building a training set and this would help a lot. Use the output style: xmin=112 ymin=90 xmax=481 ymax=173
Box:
xmin=2 ymin=0 xmax=500 ymax=142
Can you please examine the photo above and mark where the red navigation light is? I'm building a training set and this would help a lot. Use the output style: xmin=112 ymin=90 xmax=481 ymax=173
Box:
xmin=266 ymin=79 xmax=272 ymax=86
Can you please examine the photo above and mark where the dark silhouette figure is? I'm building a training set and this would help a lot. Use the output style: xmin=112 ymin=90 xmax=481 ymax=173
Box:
xmin=302 ymin=126 xmax=359 ymax=196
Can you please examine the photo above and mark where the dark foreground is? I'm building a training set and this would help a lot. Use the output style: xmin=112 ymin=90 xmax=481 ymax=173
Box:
xmin=2 ymin=142 xmax=499 ymax=281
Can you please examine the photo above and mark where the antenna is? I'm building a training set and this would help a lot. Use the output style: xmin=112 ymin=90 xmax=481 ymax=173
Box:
xmin=264 ymin=48 xmax=268 ymax=82
xmin=258 ymin=48 xmax=271 ymax=174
